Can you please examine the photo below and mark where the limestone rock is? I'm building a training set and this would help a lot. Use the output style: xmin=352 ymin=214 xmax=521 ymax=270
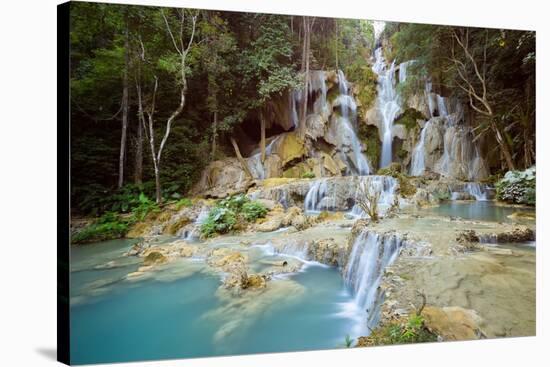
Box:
xmin=422 ymin=306 xmax=485 ymax=341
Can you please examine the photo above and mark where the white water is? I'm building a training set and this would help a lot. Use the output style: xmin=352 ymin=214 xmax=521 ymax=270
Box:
xmin=304 ymin=179 xmax=335 ymax=212
xmin=451 ymin=183 xmax=489 ymax=201
xmin=372 ymin=48 xmax=401 ymax=168
xmin=303 ymin=176 xmax=397 ymax=215
xmin=344 ymin=230 xmax=403 ymax=333
xmin=182 ymin=207 xmax=210 ymax=242
xmin=336 ymin=70 xmax=371 ymax=175
xmin=409 ymin=120 xmax=430 ymax=176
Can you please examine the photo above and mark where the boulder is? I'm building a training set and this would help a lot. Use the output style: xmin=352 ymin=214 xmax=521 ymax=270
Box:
xmin=142 ymin=251 xmax=168 ymax=266
xmin=422 ymin=306 xmax=485 ymax=341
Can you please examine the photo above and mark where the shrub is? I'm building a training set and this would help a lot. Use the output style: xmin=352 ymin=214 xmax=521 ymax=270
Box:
xmin=218 ymin=194 xmax=249 ymax=212
xmin=357 ymin=314 xmax=437 ymax=346
xmin=131 ymin=193 xmax=160 ymax=222
xmin=200 ymin=207 xmax=237 ymax=238
xmin=241 ymin=201 xmax=268 ymax=222
xmin=496 ymin=166 xmax=536 ymax=206
xmin=71 ymin=212 xmax=129 ymax=244
xmin=302 ymin=171 xmax=316 ymax=179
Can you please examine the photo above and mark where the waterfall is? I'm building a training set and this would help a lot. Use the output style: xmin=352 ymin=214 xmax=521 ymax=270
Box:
xmin=336 ymin=70 xmax=371 ymax=175
xmin=372 ymin=48 xmax=401 ymax=168
xmin=398 ymin=60 xmax=415 ymax=84
xmin=344 ymin=230 xmax=403 ymax=332
xmin=409 ymin=120 xmax=430 ymax=176
xmin=435 ymin=125 xmax=489 ymax=181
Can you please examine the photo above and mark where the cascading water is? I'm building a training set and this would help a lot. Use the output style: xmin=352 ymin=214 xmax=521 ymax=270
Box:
xmin=304 ymin=179 xmax=335 ymax=212
xmin=409 ymin=120 xmax=430 ymax=176
xmin=335 ymin=70 xmax=371 ymax=175
xmin=450 ymin=183 xmax=489 ymax=201
xmin=344 ymin=230 xmax=403 ymax=333
xmin=372 ymin=48 xmax=401 ymax=168
xmin=303 ymin=176 xmax=398 ymax=215
xmin=182 ymin=207 xmax=210 ymax=242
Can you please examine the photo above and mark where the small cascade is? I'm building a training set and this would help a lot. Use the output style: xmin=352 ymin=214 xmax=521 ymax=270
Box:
xmin=309 ymin=70 xmax=330 ymax=119
xmin=246 ymin=136 xmax=281 ymax=179
xmin=451 ymin=183 xmax=489 ymax=201
xmin=372 ymin=48 xmax=401 ymax=168
xmin=344 ymin=230 xmax=403 ymax=332
xmin=398 ymin=60 xmax=415 ymax=84
xmin=409 ymin=120 xmax=430 ymax=176
xmin=303 ymin=176 xmax=397 ymax=214
xmin=304 ymin=179 xmax=335 ymax=212
xmin=182 ymin=207 xmax=210 ymax=242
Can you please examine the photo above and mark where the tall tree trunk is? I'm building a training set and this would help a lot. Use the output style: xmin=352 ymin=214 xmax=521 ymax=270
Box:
xmin=260 ymin=112 xmax=266 ymax=163
xmin=134 ymin=117 xmax=143 ymax=184
xmin=300 ymin=17 xmax=311 ymax=138
xmin=118 ymin=19 xmax=130 ymax=188
xmin=211 ymin=111 xmax=218 ymax=159
xmin=230 ymin=137 xmax=253 ymax=180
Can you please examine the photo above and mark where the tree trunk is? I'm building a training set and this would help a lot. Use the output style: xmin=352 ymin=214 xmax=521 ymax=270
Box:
xmin=230 ymin=137 xmax=253 ymax=180
xmin=118 ymin=19 xmax=130 ymax=188
xmin=211 ymin=111 xmax=217 ymax=159
xmin=134 ymin=116 xmax=143 ymax=184
xmin=491 ymin=119 xmax=515 ymax=171
xmin=260 ymin=112 xmax=266 ymax=163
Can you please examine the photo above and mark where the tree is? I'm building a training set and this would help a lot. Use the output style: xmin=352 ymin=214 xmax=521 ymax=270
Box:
xmin=136 ymin=8 xmax=198 ymax=203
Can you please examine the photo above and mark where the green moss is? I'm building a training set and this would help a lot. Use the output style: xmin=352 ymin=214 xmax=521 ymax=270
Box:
xmin=358 ymin=124 xmax=381 ymax=169
xmin=394 ymin=108 xmax=424 ymax=131
xmin=377 ymin=163 xmax=417 ymax=197
xmin=301 ymin=171 xmax=316 ymax=179
xmin=347 ymin=64 xmax=377 ymax=118
xmin=175 ymin=197 xmax=193 ymax=210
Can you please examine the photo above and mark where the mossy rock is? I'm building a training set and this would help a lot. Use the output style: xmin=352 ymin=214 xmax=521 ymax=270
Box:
xmin=394 ymin=108 xmax=424 ymax=131
xmin=127 ymin=222 xmax=152 ymax=238
xmin=156 ymin=211 xmax=173 ymax=224
xmin=274 ymin=132 xmax=306 ymax=168
xmin=358 ymin=124 xmax=381 ymax=169
xmin=143 ymin=251 xmax=167 ymax=266
xmin=164 ymin=216 xmax=191 ymax=235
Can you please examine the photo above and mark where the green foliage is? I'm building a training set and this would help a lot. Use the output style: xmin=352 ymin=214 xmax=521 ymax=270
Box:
xmin=344 ymin=334 xmax=355 ymax=348
xmin=360 ymin=315 xmax=437 ymax=346
xmin=496 ymin=166 xmax=536 ymax=205
xmin=301 ymin=171 xmax=316 ymax=179
xmin=241 ymin=201 xmax=268 ymax=222
xmin=347 ymin=64 xmax=378 ymax=116
xmin=175 ymin=198 xmax=193 ymax=210
xmin=432 ymin=190 xmax=451 ymax=202
xmin=200 ymin=195 xmax=268 ymax=237
xmin=218 ymin=194 xmax=250 ymax=212
xmin=130 ymin=193 xmax=160 ymax=222
xmin=200 ymin=207 xmax=237 ymax=238
xmin=71 ymin=212 xmax=129 ymax=244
